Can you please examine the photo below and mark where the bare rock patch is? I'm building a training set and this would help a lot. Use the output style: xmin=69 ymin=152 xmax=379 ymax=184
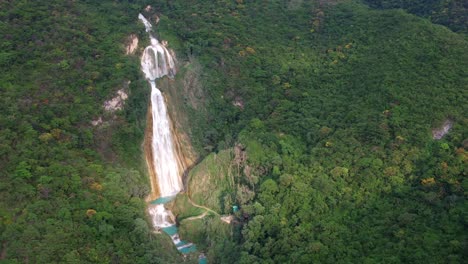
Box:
xmin=125 ymin=34 xmax=139 ymax=55
xmin=432 ymin=119 xmax=453 ymax=140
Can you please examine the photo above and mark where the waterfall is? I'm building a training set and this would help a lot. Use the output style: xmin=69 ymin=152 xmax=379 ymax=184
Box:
xmin=139 ymin=14 xmax=196 ymax=253
xmin=149 ymin=82 xmax=181 ymax=197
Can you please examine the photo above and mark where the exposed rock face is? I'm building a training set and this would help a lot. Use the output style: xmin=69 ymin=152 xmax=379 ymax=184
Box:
xmin=92 ymin=81 xmax=130 ymax=127
xmin=432 ymin=119 xmax=453 ymax=140
xmin=153 ymin=15 xmax=160 ymax=25
xmin=232 ymin=96 xmax=244 ymax=109
xmin=104 ymin=88 xmax=128 ymax=112
xmin=125 ymin=34 xmax=139 ymax=55
xmin=220 ymin=215 xmax=233 ymax=224
xmin=91 ymin=117 xmax=103 ymax=126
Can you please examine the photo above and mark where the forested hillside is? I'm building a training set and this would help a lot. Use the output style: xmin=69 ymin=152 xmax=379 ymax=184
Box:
xmin=0 ymin=0 xmax=466 ymax=263
xmin=153 ymin=0 xmax=467 ymax=263
xmin=0 ymin=1 xmax=182 ymax=263
xmin=363 ymin=0 xmax=468 ymax=33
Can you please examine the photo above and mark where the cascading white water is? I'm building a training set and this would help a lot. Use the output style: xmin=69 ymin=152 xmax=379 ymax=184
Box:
xmin=148 ymin=202 xmax=174 ymax=228
xmin=149 ymin=82 xmax=181 ymax=197
xmin=139 ymin=13 xmax=153 ymax=32
xmin=139 ymin=14 xmax=182 ymax=228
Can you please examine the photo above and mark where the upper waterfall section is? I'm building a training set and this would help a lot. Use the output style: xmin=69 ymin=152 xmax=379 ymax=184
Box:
xmin=138 ymin=13 xmax=153 ymax=32
xmin=139 ymin=14 xmax=176 ymax=81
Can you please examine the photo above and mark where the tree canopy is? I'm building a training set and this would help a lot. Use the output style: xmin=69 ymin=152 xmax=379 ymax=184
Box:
xmin=0 ymin=0 xmax=466 ymax=263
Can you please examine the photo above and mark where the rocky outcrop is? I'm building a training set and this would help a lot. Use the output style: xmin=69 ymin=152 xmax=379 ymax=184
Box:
xmin=125 ymin=34 xmax=139 ymax=55
xmin=90 ymin=81 xmax=130 ymax=127
xmin=91 ymin=117 xmax=103 ymax=126
xmin=104 ymin=88 xmax=128 ymax=112
xmin=432 ymin=119 xmax=453 ymax=140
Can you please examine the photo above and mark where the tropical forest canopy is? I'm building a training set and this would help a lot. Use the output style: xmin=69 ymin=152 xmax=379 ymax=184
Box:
xmin=0 ymin=0 xmax=466 ymax=263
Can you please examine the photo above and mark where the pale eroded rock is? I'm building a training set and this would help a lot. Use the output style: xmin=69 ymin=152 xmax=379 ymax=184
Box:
xmin=432 ymin=119 xmax=453 ymax=140
xmin=91 ymin=117 xmax=103 ymax=126
xmin=104 ymin=83 xmax=130 ymax=112
xmin=125 ymin=34 xmax=139 ymax=55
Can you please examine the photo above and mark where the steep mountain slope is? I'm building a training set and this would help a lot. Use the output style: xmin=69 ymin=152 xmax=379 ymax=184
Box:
xmin=0 ymin=0 xmax=466 ymax=263
xmin=0 ymin=1 xmax=183 ymax=263
xmin=363 ymin=0 xmax=468 ymax=33
xmin=152 ymin=1 xmax=467 ymax=263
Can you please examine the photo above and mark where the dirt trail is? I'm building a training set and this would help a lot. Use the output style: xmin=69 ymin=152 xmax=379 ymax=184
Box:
xmin=187 ymin=196 xmax=220 ymax=216
xmin=181 ymin=211 xmax=208 ymax=222
xmin=185 ymin=163 xmax=220 ymax=216
xmin=177 ymin=195 xmax=220 ymax=223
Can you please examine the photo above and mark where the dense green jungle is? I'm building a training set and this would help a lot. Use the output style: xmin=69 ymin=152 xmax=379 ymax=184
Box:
xmin=0 ymin=0 xmax=466 ymax=263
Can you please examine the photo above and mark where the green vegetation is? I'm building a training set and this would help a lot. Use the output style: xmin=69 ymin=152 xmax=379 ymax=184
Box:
xmin=0 ymin=1 xmax=182 ymax=263
xmin=363 ymin=0 xmax=468 ymax=33
xmin=154 ymin=0 xmax=467 ymax=263
xmin=1 ymin=0 xmax=466 ymax=263
xmin=178 ymin=216 xmax=236 ymax=259
xmin=171 ymin=194 xmax=205 ymax=221
xmin=187 ymin=149 xmax=237 ymax=213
